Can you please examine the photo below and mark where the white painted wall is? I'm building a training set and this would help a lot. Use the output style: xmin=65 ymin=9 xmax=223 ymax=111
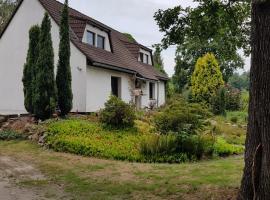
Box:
xmin=0 ymin=0 xmax=87 ymax=114
xmin=82 ymin=24 xmax=111 ymax=52
xmin=86 ymin=66 xmax=133 ymax=112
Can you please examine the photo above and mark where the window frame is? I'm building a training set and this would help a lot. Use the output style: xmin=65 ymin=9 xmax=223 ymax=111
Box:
xmin=86 ymin=31 xmax=95 ymax=46
xmin=149 ymin=82 xmax=155 ymax=100
xmin=97 ymin=35 xmax=105 ymax=49
xmin=139 ymin=53 xmax=144 ymax=63
xmin=145 ymin=54 xmax=149 ymax=64
xmin=111 ymin=76 xmax=121 ymax=98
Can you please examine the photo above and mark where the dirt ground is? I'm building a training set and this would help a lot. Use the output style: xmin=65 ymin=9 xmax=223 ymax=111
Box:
xmin=0 ymin=156 xmax=66 ymax=200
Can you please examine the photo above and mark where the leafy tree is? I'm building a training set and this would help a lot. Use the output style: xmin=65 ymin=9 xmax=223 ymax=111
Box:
xmin=172 ymin=49 xmax=190 ymax=93
xmin=154 ymin=0 xmax=251 ymax=81
xmin=239 ymin=0 xmax=270 ymax=198
xmin=22 ymin=25 xmax=40 ymax=113
xmin=0 ymin=0 xmax=17 ymax=32
xmin=191 ymin=53 xmax=224 ymax=103
xmin=56 ymin=0 xmax=72 ymax=116
xmin=228 ymin=71 xmax=250 ymax=91
xmin=33 ymin=13 xmax=57 ymax=120
xmin=152 ymin=44 xmax=166 ymax=75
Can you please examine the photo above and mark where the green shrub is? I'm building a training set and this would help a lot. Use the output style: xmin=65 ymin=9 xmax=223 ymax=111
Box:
xmin=0 ymin=130 xmax=25 ymax=141
xmin=214 ymin=137 xmax=244 ymax=156
xmin=154 ymin=95 xmax=210 ymax=135
xmin=210 ymin=87 xmax=226 ymax=115
xmin=230 ymin=116 xmax=238 ymax=124
xmin=225 ymin=86 xmax=241 ymax=111
xmin=139 ymin=133 xmax=215 ymax=161
xmin=99 ymin=96 xmax=136 ymax=128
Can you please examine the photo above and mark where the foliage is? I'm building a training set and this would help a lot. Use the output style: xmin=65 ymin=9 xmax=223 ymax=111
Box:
xmin=172 ymin=51 xmax=190 ymax=93
xmin=225 ymin=111 xmax=248 ymax=125
xmin=56 ymin=0 xmax=73 ymax=116
xmin=152 ymin=44 xmax=167 ymax=75
xmin=99 ymin=96 xmax=136 ymax=128
xmin=165 ymin=79 xmax=175 ymax=99
xmin=33 ymin=13 xmax=57 ymax=120
xmin=154 ymin=0 xmax=250 ymax=81
xmin=211 ymin=87 xmax=226 ymax=115
xmin=0 ymin=0 xmax=17 ymax=32
xmin=123 ymin=33 xmax=136 ymax=43
xmin=228 ymin=71 xmax=250 ymax=91
xmin=154 ymin=95 xmax=211 ymax=135
xmin=214 ymin=137 xmax=244 ymax=156
xmin=191 ymin=53 xmax=224 ymax=103
xmin=240 ymin=90 xmax=249 ymax=112
xmin=46 ymin=119 xmax=144 ymax=161
xmin=22 ymin=25 xmax=40 ymax=113
xmin=225 ymin=86 xmax=241 ymax=111
xmin=0 ymin=130 xmax=25 ymax=140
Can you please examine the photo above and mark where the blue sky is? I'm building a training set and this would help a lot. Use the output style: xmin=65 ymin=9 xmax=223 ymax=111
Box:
xmin=60 ymin=0 xmax=250 ymax=76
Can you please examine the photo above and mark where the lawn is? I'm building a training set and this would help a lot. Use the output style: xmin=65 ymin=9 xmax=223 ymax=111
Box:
xmin=0 ymin=141 xmax=243 ymax=200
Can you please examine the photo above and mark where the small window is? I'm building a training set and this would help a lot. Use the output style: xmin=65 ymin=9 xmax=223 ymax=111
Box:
xmin=139 ymin=53 xmax=144 ymax=62
xmin=145 ymin=54 xmax=149 ymax=64
xmin=87 ymin=31 xmax=95 ymax=46
xmin=97 ymin=35 xmax=105 ymax=49
xmin=149 ymin=82 xmax=155 ymax=100
xmin=111 ymin=77 xmax=121 ymax=98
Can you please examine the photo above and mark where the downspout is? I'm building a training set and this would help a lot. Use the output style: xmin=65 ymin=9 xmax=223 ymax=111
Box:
xmin=157 ymin=81 xmax=159 ymax=107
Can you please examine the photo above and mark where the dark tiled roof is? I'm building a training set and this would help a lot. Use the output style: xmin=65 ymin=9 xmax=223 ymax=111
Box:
xmin=38 ymin=0 xmax=168 ymax=80
xmin=1 ymin=0 xmax=168 ymax=80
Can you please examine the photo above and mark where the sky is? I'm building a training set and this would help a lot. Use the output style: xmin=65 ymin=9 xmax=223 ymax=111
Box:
xmin=59 ymin=0 xmax=250 ymax=77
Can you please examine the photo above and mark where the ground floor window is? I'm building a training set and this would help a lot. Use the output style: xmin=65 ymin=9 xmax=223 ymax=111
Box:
xmin=149 ymin=82 xmax=155 ymax=100
xmin=111 ymin=76 xmax=121 ymax=98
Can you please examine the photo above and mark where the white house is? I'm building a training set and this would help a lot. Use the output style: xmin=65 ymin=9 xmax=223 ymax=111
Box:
xmin=0 ymin=0 xmax=168 ymax=115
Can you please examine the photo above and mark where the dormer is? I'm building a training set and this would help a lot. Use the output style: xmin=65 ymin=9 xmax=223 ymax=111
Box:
xmin=82 ymin=24 xmax=111 ymax=52
xmin=138 ymin=48 xmax=152 ymax=65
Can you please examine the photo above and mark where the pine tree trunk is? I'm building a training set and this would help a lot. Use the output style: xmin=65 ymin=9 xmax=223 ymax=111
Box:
xmin=238 ymin=1 xmax=270 ymax=199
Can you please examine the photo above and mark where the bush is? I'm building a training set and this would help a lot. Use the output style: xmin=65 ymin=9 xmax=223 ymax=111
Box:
xmin=230 ymin=116 xmax=238 ymax=124
xmin=99 ymin=96 xmax=136 ymax=128
xmin=139 ymin=133 xmax=215 ymax=161
xmin=214 ymin=137 xmax=244 ymax=156
xmin=0 ymin=130 xmax=25 ymax=141
xmin=210 ymin=87 xmax=226 ymax=115
xmin=225 ymin=86 xmax=241 ymax=111
xmin=154 ymin=95 xmax=210 ymax=135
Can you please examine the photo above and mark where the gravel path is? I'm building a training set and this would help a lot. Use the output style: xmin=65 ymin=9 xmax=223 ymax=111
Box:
xmin=0 ymin=156 xmax=64 ymax=200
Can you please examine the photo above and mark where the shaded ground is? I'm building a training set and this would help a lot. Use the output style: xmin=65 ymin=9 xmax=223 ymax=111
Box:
xmin=0 ymin=141 xmax=242 ymax=200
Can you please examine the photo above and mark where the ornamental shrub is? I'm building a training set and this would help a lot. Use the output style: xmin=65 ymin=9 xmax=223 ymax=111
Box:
xmin=56 ymin=0 xmax=73 ymax=116
xmin=154 ymin=95 xmax=211 ymax=135
xmin=99 ymin=96 xmax=136 ymax=128
xmin=22 ymin=25 xmax=40 ymax=113
xmin=33 ymin=13 xmax=57 ymax=120
xmin=191 ymin=53 xmax=224 ymax=104
xmin=210 ymin=87 xmax=226 ymax=115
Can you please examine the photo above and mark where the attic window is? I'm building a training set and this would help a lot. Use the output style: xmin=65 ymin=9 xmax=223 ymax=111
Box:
xmin=145 ymin=54 xmax=149 ymax=64
xmin=139 ymin=53 xmax=144 ymax=62
xmin=87 ymin=31 xmax=95 ymax=46
xmin=97 ymin=35 xmax=105 ymax=49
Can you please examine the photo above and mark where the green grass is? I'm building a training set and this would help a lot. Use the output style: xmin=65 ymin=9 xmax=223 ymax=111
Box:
xmin=0 ymin=141 xmax=243 ymax=200
xmin=225 ymin=111 xmax=248 ymax=125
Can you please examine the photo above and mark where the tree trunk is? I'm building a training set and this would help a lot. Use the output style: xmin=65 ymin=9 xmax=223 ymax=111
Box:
xmin=238 ymin=1 xmax=270 ymax=199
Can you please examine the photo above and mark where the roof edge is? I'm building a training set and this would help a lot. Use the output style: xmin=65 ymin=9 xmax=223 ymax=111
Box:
xmin=0 ymin=0 xmax=24 ymax=39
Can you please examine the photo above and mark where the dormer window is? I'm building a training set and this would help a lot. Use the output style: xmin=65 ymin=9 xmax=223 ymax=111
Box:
xmin=87 ymin=31 xmax=95 ymax=46
xmin=97 ymin=35 xmax=105 ymax=49
xmin=139 ymin=53 xmax=144 ymax=63
xmin=145 ymin=54 xmax=149 ymax=64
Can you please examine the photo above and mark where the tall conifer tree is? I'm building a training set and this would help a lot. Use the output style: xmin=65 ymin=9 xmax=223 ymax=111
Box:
xmin=22 ymin=25 xmax=40 ymax=113
xmin=56 ymin=0 xmax=72 ymax=116
xmin=33 ymin=13 xmax=57 ymax=120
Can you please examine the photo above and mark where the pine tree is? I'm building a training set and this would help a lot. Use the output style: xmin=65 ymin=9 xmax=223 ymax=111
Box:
xmin=191 ymin=53 xmax=224 ymax=104
xmin=33 ymin=13 xmax=57 ymax=120
xmin=56 ymin=0 xmax=73 ymax=116
xmin=22 ymin=25 xmax=40 ymax=113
